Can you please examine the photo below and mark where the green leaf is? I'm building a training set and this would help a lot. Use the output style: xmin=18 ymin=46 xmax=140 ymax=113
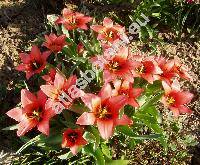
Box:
xmin=101 ymin=143 xmax=112 ymax=159
xmin=61 ymin=25 xmax=70 ymax=37
xmin=106 ymin=160 xmax=130 ymax=165
xmin=139 ymin=92 xmax=163 ymax=111
xmin=2 ymin=124 xmax=18 ymax=130
xmin=84 ymin=144 xmax=105 ymax=165
xmin=16 ymin=134 xmax=44 ymax=154
xmin=117 ymin=126 xmax=162 ymax=139
xmin=58 ymin=152 xmax=74 ymax=160
xmin=87 ymin=126 xmax=100 ymax=149
xmin=145 ymin=80 xmax=162 ymax=95
xmin=152 ymin=13 xmax=160 ymax=17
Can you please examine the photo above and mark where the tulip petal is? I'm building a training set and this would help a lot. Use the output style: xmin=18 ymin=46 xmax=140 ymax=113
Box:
xmin=103 ymin=17 xmax=113 ymax=28
xmin=127 ymin=98 xmax=139 ymax=107
xmin=19 ymin=53 xmax=31 ymax=64
xmin=26 ymin=72 xmax=35 ymax=80
xmin=81 ymin=93 xmax=99 ymax=110
xmin=15 ymin=64 xmax=27 ymax=71
xmin=98 ymin=83 xmax=112 ymax=102
xmin=21 ymin=89 xmax=37 ymax=108
xmin=115 ymin=114 xmax=133 ymax=126
xmin=162 ymin=81 xmax=172 ymax=95
xmin=40 ymin=85 xmax=58 ymax=99
xmin=6 ymin=108 xmax=23 ymax=122
xmin=76 ymin=112 xmax=96 ymax=125
xmin=17 ymin=118 xmax=38 ymax=136
xmin=97 ymin=119 xmax=114 ymax=140
xmin=70 ymin=145 xmax=79 ymax=155
xmin=31 ymin=45 xmax=41 ymax=61
xmin=175 ymin=91 xmax=194 ymax=105
xmin=37 ymin=90 xmax=47 ymax=107
xmin=170 ymin=107 xmax=180 ymax=117
xmin=54 ymin=73 xmax=65 ymax=90
xmin=178 ymin=105 xmax=192 ymax=115
xmin=37 ymin=119 xmax=50 ymax=136
xmin=108 ymin=95 xmax=127 ymax=112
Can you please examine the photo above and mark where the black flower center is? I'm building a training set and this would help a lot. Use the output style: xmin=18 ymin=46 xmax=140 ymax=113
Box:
xmin=31 ymin=61 xmax=42 ymax=70
xmin=26 ymin=107 xmax=43 ymax=121
xmin=68 ymin=132 xmax=78 ymax=143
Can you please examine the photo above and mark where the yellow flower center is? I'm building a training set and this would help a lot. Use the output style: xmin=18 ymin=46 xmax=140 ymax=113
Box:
xmin=136 ymin=65 xmax=145 ymax=73
xmin=108 ymin=61 xmax=120 ymax=71
xmin=167 ymin=96 xmax=175 ymax=105
xmin=96 ymin=108 xmax=112 ymax=119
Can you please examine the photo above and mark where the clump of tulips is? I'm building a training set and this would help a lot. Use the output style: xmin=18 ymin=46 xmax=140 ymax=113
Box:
xmin=5 ymin=8 xmax=194 ymax=163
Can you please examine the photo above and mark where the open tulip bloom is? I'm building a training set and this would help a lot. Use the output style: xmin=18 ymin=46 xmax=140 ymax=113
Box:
xmin=6 ymin=90 xmax=56 ymax=136
xmin=76 ymin=84 xmax=133 ymax=140
xmin=16 ymin=46 xmax=50 ymax=79
xmin=5 ymin=8 xmax=195 ymax=159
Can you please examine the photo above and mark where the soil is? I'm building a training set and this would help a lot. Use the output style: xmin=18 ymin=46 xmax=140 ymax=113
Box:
xmin=0 ymin=0 xmax=46 ymax=157
xmin=0 ymin=0 xmax=199 ymax=164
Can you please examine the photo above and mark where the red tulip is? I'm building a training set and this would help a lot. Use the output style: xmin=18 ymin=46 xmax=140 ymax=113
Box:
xmin=16 ymin=46 xmax=50 ymax=79
xmin=91 ymin=47 xmax=140 ymax=83
xmin=6 ymin=90 xmax=55 ymax=136
xmin=76 ymin=84 xmax=133 ymax=140
xmin=172 ymin=57 xmax=192 ymax=81
xmin=161 ymin=79 xmax=193 ymax=117
xmin=41 ymin=73 xmax=82 ymax=113
xmin=43 ymin=33 xmax=67 ymax=53
xmin=77 ymin=42 xmax=84 ymax=54
xmin=112 ymin=80 xmax=143 ymax=107
xmin=42 ymin=68 xmax=56 ymax=85
xmin=131 ymin=56 xmax=163 ymax=84
xmin=91 ymin=17 xmax=127 ymax=45
xmin=154 ymin=56 xmax=177 ymax=85
xmin=186 ymin=0 xmax=194 ymax=3
xmin=55 ymin=8 xmax=93 ymax=30
xmin=62 ymin=128 xmax=87 ymax=155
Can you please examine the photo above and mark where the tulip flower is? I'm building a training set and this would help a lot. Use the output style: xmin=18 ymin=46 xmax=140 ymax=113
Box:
xmin=112 ymin=80 xmax=143 ymax=107
xmin=16 ymin=46 xmax=50 ymax=79
xmin=42 ymin=68 xmax=56 ymax=85
xmin=172 ymin=57 xmax=192 ymax=81
xmin=154 ymin=56 xmax=177 ymax=85
xmin=62 ymin=128 xmax=87 ymax=155
xmin=6 ymin=90 xmax=55 ymax=136
xmin=43 ymin=33 xmax=67 ymax=53
xmin=77 ymin=42 xmax=84 ymax=54
xmin=91 ymin=17 xmax=127 ymax=45
xmin=131 ymin=56 xmax=163 ymax=84
xmin=91 ymin=47 xmax=141 ymax=83
xmin=41 ymin=73 xmax=83 ymax=113
xmin=76 ymin=84 xmax=133 ymax=140
xmin=55 ymin=8 xmax=93 ymax=30
xmin=161 ymin=79 xmax=193 ymax=117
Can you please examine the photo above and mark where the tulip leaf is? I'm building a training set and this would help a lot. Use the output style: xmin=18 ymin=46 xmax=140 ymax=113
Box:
xmin=87 ymin=126 xmax=100 ymax=149
xmin=2 ymin=124 xmax=18 ymax=130
xmin=140 ymin=92 xmax=163 ymax=110
xmin=84 ymin=143 xmax=105 ymax=165
xmin=16 ymin=134 xmax=44 ymax=154
xmin=106 ymin=160 xmax=130 ymax=165
xmin=117 ymin=126 xmax=162 ymax=139
xmin=101 ymin=143 xmax=112 ymax=159
xmin=58 ymin=151 xmax=74 ymax=160
xmin=61 ymin=25 xmax=70 ymax=38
